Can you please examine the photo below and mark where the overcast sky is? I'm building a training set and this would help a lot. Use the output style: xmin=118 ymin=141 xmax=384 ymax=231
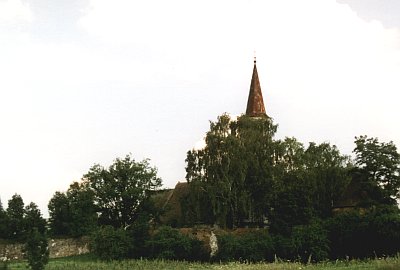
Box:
xmin=1 ymin=0 xmax=399 ymax=216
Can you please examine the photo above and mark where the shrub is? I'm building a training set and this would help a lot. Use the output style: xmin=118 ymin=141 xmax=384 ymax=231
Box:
xmin=291 ymin=220 xmax=330 ymax=262
xmin=24 ymin=228 xmax=49 ymax=270
xmin=215 ymin=230 xmax=274 ymax=262
xmin=368 ymin=206 xmax=400 ymax=257
xmin=128 ymin=214 xmax=151 ymax=258
xmin=145 ymin=226 xmax=206 ymax=261
xmin=272 ymin=234 xmax=296 ymax=260
xmin=214 ymin=234 xmax=238 ymax=261
xmin=90 ymin=226 xmax=132 ymax=261
xmin=327 ymin=206 xmax=400 ymax=259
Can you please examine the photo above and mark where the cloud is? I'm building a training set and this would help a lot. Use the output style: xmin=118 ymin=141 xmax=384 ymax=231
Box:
xmin=78 ymin=0 xmax=400 ymax=150
xmin=1 ymin=0 xmax=400 ymax=215
xmin=0 ymin=0 xmax=32 ymax=22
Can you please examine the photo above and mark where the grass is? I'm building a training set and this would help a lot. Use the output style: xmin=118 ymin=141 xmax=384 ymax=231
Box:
xmin=5 ymin=255 xmax=400 ymax=270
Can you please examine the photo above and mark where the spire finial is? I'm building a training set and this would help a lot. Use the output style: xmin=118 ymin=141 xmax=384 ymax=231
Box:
xmin=254 ymin=50 xmax=257 ymax=64
xmin=246 ymin=53 xmax=266 ymax=117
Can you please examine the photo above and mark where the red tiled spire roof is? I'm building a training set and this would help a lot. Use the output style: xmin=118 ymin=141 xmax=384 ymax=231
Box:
xmin=246 ymin=58 xmax=266 ymax=117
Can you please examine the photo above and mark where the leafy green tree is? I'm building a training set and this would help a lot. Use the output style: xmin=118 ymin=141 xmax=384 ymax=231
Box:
xmin=186 ymin=114 xmax=351 ymax=229
xmin=186 ymin=114 xmax=278 ymax=228
xmin=48 ymin=192 xmax=70 ymax=236
xmin=0 ymin=199 xmax=8 ymax=239
xmin=24 ymin=202 xmax=46 ymax=235
xmin=302 ymin=142 xmax=351 ymax=217
xmin=48 ymin=182 xmax=97 ymax=237
xmin=66 ymin=182 xmax=97 ymax=237
xmin=24 ymin=227 xmax=49 ymax=270
xmin=83 ymin=154 xmax=162 ymax=228
xmin=6 ymin=194 xmax=25 ymax=240
xmin=354 ymin=135 xmax=400 ymax=202
xmin=271 ymin=140 xmax=351 ymax=234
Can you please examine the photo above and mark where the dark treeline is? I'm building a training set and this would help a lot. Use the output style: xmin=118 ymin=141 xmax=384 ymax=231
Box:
xmin=182 ymin=114 xmax=400 ymax=261
xmin=184 ymin=114 xmax=400 ymax=229
xmin=1 ymin=114 xmax=400 ymax=263
xmin=0 ymin=194 xmax=46 ymax=241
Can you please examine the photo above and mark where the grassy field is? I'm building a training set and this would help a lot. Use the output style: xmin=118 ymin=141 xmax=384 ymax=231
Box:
xmin=6 ymin=255 xmax=400 ymax=270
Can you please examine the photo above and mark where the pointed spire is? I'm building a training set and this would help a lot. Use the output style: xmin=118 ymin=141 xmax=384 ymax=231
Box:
xmin=246 ymin=57 xmax=266 ymax=117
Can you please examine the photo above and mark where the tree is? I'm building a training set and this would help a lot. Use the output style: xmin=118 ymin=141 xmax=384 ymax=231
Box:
xmin=0 ymin=199 xmax=8 ymax=239
xmin=24 ymin=202 xmax=46 ymax=235
xmin=186 ymin=114 xmax=351 ymax=229
xmin=302 ymin=142 xmax=351 ymax=217
xmin=48 ymin=182 xmax=97 ymax=237
xmin=7 ymin=194 xmax=25 ymax=240
xmin=186 ymin=114 xmax=278 ymax=228
xmin=66 ymin=182 xmax=97 ymax=237
xmin=24 ymin=228 xmax=49 ymax=270
xmin=48 ymin=192 xmax=70 ymax=236
xmin=83 ymin=154 xmax=162 ymax=228
xmin=354 ymin=135 xmax=400 ymax=202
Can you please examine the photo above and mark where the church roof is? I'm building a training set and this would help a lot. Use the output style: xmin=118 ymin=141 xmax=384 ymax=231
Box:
xmin=245 ymin=59 xmax=267 ymax=117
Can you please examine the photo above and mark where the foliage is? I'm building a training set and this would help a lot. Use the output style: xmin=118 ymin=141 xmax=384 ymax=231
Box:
xmin=6 ymin=194 xmax=25 ymax=240
xmin=83 ymin=154 xmax=162 ymax=228
xmin=128 ymin=213 xmax=151 ymax=258
xmin=186 ymin=114 xmax=351 ymax=229
xmin=215 ymin=230 xmax=274 ymax=262
xmin=48 ymin=182 xmax=97 ymax=237
xmin=327 ymin=206 xmax=400 ymax=259
xmin=7 ymin=255 xmax=400 ymax=270
xmin=66 ymin=182 xmax=97 ymax=237
xmin=291 ymin=220 xmax=330 ymax=262
xmin=0 ymin=199 xmax=8 ymax=239
xmin=24 ymin=227 xmax=49 ymax=270
xmin=145 ymin=226 xmax=207 ymax=261
xmin=216 ymin=226 xmax=328 ymax=263
xmin=354 ymin=135 xmax=400 ymax=202
xmin=90 ymin=226 xmax=132 ymax=261
xmin=48 ymin=192 xmax=70 ymax=236
xmin=186 ymin=114 xmax=278 ymax=228
xmin=24 ymin=202 xmax=47 ymax=235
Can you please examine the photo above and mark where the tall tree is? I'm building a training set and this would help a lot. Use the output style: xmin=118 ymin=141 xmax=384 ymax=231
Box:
xmin=48 ymin=192 xmax=71 ymax=236
xmin=186 ymin=114 xmax=278 ymax=228
xmin=24 ymin=202 xmax=47 ymax=235
xmin=66 ymin=182 xmax=97 ymax=237
xmin=354 ymin=135 xmax=400 ymax=203
xmin=7 ymin=194 xmax=25 ymax=240
xmin=0 ymin=199 xmax=8 ymax=238
xmin=48 ymin=182 xmax=97 ymax=237
xmin=302 ymin=142 xmax=352 ymax=217
xmin=83 ymin=154 xmax=162 ymax=228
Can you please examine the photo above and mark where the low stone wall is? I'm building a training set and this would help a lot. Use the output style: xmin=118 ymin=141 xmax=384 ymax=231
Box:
xmin=0 ymin=237 xmax=90 ymax=261
xmin=49 ymin=237 xmax=90 ymax=258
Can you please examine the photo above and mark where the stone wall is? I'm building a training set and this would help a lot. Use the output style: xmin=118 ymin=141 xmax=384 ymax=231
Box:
xmin=0 ymin=237 xmax=89 ymax=261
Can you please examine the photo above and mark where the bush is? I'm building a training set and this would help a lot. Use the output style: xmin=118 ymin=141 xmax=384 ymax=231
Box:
xmin=327 ymin=206 xmax=400 ymax=259
xmin=272 ymin=234 xmax=295 ymax=260
xmin=215 ymin=230 xmax=274 ymax=262
xmin=128 ymin=214 xmax=151 ymax=258
xmin=291 ymin=220 xmax=330 ymax=262
xmin=214 ymin=234 xmax=238 ymax=261
xmin=90 ymin=226 xmax=132 ymax=261
xmin=24 ymin=228 xmax=49 ymax=270
xmin=145 ymin=226 xmax=207 ymax=261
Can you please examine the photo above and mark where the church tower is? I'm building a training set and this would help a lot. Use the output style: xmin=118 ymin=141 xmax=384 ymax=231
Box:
xmin=245 ymin=58 xmax=267 ymax=117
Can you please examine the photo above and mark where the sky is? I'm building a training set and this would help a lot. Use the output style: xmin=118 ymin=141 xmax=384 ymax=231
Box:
xmin=0 ymin=0 xmax=400 ymax=217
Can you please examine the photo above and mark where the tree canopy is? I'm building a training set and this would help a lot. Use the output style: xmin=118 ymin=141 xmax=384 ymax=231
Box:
xmin=83 ymin=154 xmax=162 ymax=228
xmin=185 ymin=114 xmax=354 ymax=229
xmin=354 ymin=135 xmax=400 ymax=202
